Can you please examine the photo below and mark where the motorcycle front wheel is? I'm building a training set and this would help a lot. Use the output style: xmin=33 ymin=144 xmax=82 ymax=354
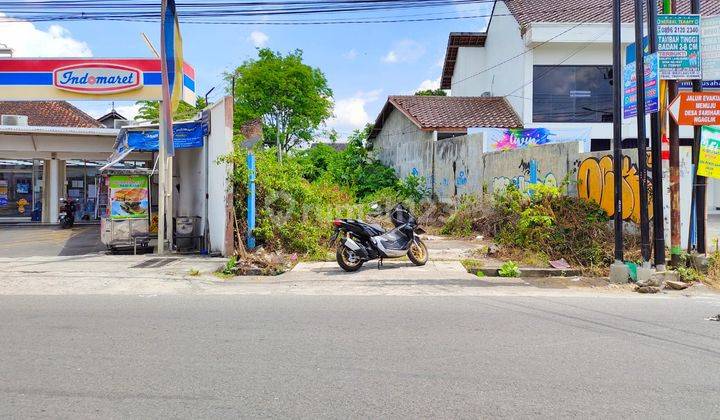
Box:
xmin=59 ymin=217 xmax=73 ymax=229
xmin=337 ymin=245 xmax=364 ymax=272
xmin=408 ymin=239 xmax=428 ymax=266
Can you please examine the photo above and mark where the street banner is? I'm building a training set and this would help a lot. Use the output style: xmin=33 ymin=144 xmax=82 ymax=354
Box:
xmin=482 ymin=127 xmax=591 ymax=152
xmin=703 ymin=15 xmax=720 ymax=81
xmin=623 ymin=53 xmax=660 ymax=118
xmin=668 ymin=92 xmax=720 ymax=125
xmin=698 ymin=126 xmax=720 ymax=178
xmin=126 ymin=121 xmax=204 ymax=151
xmin=658 ymin=14 xmax=702 ymax=80
xmin=109 ymin=175 xmax=149 ymax=220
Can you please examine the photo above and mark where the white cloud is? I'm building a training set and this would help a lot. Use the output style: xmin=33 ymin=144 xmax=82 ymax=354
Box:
xmin=248 ymin=31 xmax=269 ymax=48
xmin=382 ymin=39 xmax=426 ymax=64
xmin=343 ymin=49 xmax=358 ymax=60
xmin=328 ymin=89 xmax=382 ymax=133
xmin=416 ymin=77 xmax=441 ymax=92
xmin=0 ymin=13 xmax=92 ymax=57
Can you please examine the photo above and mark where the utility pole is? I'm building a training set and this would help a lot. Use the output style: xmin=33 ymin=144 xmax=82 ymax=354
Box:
xmin=690 ymin=0 xmax=707 ymax=254
xmin=612 ymin=0 xmax=624 ymax=264
xmin=633 ymin=0 xmax=652 ymax=266
xmin=646 ymin=0 xmax=665 ymax=269
xmin=667 ymin=0 xmax=682 ymax=266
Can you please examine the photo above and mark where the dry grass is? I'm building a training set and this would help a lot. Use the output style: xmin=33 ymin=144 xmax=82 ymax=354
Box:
xmin=705 ymin=251 xmax=720 ymax=290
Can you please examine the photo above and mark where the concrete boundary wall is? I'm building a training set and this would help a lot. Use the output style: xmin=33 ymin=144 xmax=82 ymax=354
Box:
xmin=431 ymin=135 xmax=582 ymax=203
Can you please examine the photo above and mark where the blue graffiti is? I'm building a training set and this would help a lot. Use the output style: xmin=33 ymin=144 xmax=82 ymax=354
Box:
xmin=411 ymin=167 xmax=419 ymax=177
xmin=456 ymin=170 xmax=468 ymax=187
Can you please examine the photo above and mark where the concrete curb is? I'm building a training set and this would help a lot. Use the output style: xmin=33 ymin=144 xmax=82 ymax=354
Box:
xmin=469 ymin=267 xmax=583 ymax=278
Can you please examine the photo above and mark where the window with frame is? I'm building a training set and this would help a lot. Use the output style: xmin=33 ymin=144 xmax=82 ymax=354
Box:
xmin=533 ymin=65 xmax=613 ymax=123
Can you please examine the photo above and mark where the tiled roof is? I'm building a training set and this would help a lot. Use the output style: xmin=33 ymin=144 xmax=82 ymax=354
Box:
xmin=369 ymin=96 xmax=522 ymax=139
xmin=0 ymin=100 xmax=104 ymax=128
xmin=440 ymin=32 xmax=487 ymax=90
xmin=505 ymin=0 xmax=720 ymax=28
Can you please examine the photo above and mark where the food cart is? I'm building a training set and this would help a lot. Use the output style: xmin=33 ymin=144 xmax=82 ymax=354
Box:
xmin=99 ymin=168 xmax=153 ymax=253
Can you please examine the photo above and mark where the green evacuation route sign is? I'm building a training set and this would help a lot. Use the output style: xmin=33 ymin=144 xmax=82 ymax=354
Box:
xmin=658 ymin=14 xmax=702 ymax=80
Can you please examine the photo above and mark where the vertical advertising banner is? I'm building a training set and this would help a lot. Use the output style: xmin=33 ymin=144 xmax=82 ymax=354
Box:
xmin=623 ymin=52 xmax=660 ymax=118
xmin=0 ymin=180 xmax=8 ymax=206
xmin=657 ymin=14 xmax=702 ymax=80
xmin=109 ymin=175 xmax=149 ymax=220
xmin=698 ymin=126 xmax=720 ymax=179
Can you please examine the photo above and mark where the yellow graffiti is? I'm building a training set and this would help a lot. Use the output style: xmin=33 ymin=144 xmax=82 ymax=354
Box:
xmin=576 ymin=155 xmax=652 ymax=223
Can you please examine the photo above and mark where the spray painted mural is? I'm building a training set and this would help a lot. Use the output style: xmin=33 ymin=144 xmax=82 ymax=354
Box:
xmin=576 ymin=155 xmax=653 ymax=223
xmin=480 ymin=127 xmax=591 ymax=152
xmin=492 ymin=159 xmax=558 ymax=195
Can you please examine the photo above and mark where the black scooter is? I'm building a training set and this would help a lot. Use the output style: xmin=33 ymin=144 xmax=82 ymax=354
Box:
xmin=58 ymin=197 xmax=75 ymax=229
xmin=330 ymin=203 xmax=428 ymax=272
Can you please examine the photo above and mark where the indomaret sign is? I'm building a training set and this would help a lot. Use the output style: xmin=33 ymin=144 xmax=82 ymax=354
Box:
xmin=669 ymin=92 xmax=720 ymax=126
xmin=0 ymin=58 xmax=195 ymax=102
xmin=54 ymin=63 xmax=142 ymax=94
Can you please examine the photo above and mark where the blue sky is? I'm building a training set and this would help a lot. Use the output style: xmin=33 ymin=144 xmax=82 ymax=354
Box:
xmin=0 ymin=3 xmax=491 ymax=139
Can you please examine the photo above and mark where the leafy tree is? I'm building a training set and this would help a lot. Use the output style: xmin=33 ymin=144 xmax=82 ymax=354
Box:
xmin=414 ymin=88 xmax=447 ymax=96
xmin=134 ymin=97 xmax=208 ymax=123
xmin=227 ymin=48 xmax=333 ymax=160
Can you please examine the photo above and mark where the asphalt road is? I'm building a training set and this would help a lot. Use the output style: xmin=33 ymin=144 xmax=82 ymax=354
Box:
xmin=0 ymin=225 xmax=105 ymax=257
xmin=1 ymin=295 xmax=719 ymax=418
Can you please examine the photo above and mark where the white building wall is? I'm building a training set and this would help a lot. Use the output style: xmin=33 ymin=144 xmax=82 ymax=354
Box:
xmin=206 ymin=96 xmax=234 ymax=256
xmin=450 ymin=1 xmax=526 ymax=117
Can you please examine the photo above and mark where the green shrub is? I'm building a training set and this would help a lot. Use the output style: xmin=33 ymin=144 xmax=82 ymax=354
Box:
xmin=676 ymin=266 xmax=702 ymax=283
xmin=442 ymin=184 xmax=616 ymax=268
xmin=498 ymin=261 xmax=520 ymax=277
xmin=225 ymin=147 xmax=355 ymax=258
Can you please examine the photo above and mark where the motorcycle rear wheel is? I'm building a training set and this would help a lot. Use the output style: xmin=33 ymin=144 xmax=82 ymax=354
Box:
xmin=337 ymin=245 xmax=364 ymax=272
xmin=408 ymin=239 xmax=428 ymax=266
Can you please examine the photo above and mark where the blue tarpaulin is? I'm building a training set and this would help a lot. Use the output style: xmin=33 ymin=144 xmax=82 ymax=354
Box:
xmin=127 ymin=121 xmax=204 ymax=151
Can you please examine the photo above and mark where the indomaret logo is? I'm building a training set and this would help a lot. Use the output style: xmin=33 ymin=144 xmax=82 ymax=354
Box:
xmin=53 ymin=63 xmax=143 ymax=94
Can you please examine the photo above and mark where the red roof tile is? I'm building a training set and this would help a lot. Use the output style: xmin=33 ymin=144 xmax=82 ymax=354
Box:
xmin=0 ymin=101 xmax=104 ymax=128
xmin=505 ymin=0 xmax=720 ymax=29
xmin=440 ymin=32 xmax=487 ymax=90
xmin=369 ymin=96 xmax=522 ymax=139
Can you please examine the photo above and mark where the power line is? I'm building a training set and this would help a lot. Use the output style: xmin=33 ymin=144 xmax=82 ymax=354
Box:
xmin=450 ymin=11 xmax=613 ymax=88
xmin=0 ymin=1 xmax=607 ymax=26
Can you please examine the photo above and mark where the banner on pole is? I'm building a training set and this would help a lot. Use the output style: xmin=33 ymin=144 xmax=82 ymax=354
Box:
xmin=698 ymin=126 xmax=720 ymax=178
xmin=623 ymin=53 xmax=660 ymax=118
xmin=657 ymin=14 xmax=702 ymax=80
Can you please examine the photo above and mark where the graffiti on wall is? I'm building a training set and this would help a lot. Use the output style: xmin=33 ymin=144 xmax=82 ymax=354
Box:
xmin=492 ymin=159 xmax=558 ymax=195
xmin=576 ymin=155 xmax=653 ymax=223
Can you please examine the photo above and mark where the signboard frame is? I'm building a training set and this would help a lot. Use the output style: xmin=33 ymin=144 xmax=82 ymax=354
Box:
xmin=0 ymin=58 xmax=196 ymax=102
xmin=657 ymin=14 xmax=702 ymax=80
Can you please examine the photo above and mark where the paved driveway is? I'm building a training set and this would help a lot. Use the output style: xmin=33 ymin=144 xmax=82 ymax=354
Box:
xmin=0 ymin=225 xmax=106 ymax=257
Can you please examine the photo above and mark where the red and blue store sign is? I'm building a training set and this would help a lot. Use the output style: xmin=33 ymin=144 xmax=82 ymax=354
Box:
xmin=0 ymin=58 xmax=195 ymax=102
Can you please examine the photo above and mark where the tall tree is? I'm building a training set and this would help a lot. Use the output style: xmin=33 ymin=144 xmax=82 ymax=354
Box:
xmin=227 ymin=48 xmax=333 ymax=160
xmin=414 ymin=88 xmax=447 ymax=96
xmin=134 ymin=97 xmax=208 ymax=123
